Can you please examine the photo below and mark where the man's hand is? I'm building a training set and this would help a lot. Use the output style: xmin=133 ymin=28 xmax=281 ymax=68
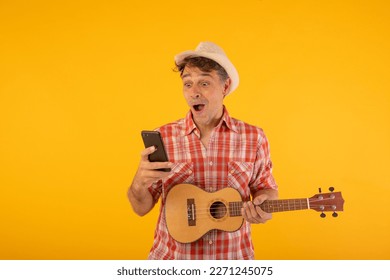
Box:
xmin=128 ymin=146 xmax=173 ymax=216
xmin=241 ymin=189 xmax=278 ymax=224
xmin=133 ymin=146 xmax=173 ymax=188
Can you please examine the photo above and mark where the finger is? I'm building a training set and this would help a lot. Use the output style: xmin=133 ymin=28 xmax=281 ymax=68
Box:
xmin=252 ymin=195 xmax=266 ymax=206
xmin=242 ymin=202 xmax=261 ymax=224
xmin=138 ymin=162 xmax=172 ymax=177
xmin=147 ymin=161 xmax=173 ymax=171
xmin=140 ymin=146 xmax=157 ymax=161
xmin=244 ymin=201 xmax=271 ymax=224
xmin=247 ymin=202 xmax=261 ymax=220
xmin=137 ymin=169 xmax=172 ymax=186
xmin=241 ymin=206 xmax=251 ymax=222
xmin=255 ymin=206 xmax=271 ymax=221
xmin=143 ymin=170 xmax=171 ymax=181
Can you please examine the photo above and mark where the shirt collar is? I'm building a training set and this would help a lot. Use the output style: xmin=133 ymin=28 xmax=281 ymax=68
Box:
xmin=184 ymin=111 xmax=198 ymax=136
xmin=183 ymin=106 xmax=239 ymax=136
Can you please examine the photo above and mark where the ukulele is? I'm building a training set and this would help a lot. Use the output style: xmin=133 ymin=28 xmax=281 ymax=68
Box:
xmin=165 ymin=184 xmax=344 ymax=243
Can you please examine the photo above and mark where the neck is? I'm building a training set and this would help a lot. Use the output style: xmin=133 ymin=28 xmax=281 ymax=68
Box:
xmin=195 ymin=115 xmax=222 ymax=149
xmin=194 ymin=107 xmax=225 ymax=136
xmin=229 ymin=199 xmax=309 ymax=216
xmin=196 ymin=123 xmax=215 ymax=137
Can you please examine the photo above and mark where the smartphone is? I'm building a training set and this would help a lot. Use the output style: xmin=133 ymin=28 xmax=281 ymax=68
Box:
xmin=141 ymin=130 xmax=171 ymax=172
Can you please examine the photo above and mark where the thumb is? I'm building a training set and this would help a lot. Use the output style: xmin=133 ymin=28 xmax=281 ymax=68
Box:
xmin=253 ymin=194 xmax=267 ymax=206
xmin=140 ymin=146 xmax=156 ymax=161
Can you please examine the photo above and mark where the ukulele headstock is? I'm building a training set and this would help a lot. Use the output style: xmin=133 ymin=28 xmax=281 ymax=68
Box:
xmin=309 ymin=187 xmax=344 ymax=218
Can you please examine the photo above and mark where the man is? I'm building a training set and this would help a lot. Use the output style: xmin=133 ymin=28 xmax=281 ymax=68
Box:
xmin=128 ymin=42 xmax=278 ymax=260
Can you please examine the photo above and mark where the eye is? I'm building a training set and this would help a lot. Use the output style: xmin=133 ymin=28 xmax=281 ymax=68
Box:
xmin=201 ymin=81 xmax=209 ymax=87
xmin=183 ymin=82 xmax=192 ymax=88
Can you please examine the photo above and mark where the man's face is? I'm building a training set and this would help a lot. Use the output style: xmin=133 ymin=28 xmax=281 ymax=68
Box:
xmin=181 ymin=65 xmax=231 ymax=129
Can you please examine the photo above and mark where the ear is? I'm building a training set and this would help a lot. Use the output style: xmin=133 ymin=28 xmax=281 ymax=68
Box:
xmin=222 ymin=78 xmax=232 ymax=97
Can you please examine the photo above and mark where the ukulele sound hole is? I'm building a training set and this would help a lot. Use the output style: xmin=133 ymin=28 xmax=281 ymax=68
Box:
xmin=210 ymin=201 xmax=227 ymax=219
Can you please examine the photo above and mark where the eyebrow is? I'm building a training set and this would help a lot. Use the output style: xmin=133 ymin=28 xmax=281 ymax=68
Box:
xmin=181 ymin=72 xmax=213 ymax=79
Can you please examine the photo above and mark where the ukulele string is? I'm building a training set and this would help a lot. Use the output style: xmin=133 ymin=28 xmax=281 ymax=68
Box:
xmin=182 ymin=196 xmax=337 ymax=214
xmin=183 ymin=204 xmax=332 ymax=216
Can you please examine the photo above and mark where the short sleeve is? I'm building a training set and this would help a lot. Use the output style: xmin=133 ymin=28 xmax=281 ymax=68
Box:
xmin=249 ymin=130 xmax=278 ymax=195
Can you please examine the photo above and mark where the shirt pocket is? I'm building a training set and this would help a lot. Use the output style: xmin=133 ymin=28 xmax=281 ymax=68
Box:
xmin=162 ymin=162 xmax=194 ymax=196
xmin=228 ymin=161 xmax=253 ymax=199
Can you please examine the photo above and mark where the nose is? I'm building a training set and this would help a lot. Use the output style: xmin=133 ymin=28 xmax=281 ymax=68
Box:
xmin=190 ymin=84 xmax=201 ymax=99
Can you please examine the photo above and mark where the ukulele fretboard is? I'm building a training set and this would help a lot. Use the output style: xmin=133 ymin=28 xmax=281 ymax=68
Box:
xmin=229 ymin=199 xmax=309 ymax=216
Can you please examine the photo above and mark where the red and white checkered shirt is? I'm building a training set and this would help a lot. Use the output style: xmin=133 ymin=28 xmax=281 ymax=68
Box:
xmin=147 ymin=107 xmax=277 ymax=260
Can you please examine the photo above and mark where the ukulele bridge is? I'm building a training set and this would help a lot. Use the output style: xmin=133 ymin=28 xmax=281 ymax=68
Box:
xmin=187 ymin=198 xmax=196 ymax=226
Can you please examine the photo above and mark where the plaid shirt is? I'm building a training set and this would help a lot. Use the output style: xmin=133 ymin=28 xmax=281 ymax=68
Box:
xmin=147 ymin=107 xmax=277 ymax=260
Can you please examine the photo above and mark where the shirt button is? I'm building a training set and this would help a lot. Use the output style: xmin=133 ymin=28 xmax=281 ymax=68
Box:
xmin=209 ymin=240 xmax=213 ymax=245
xmin=188 ymin=170 xmax=192 ymax=174
xmin=209 ymin=161 xmax=213 ymax=166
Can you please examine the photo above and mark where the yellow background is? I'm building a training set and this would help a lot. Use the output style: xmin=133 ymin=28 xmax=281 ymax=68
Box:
xmin=1 ymin=0 xmax=389 ymax=259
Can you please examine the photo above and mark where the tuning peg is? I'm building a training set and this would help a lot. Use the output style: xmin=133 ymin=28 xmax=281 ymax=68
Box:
xmin=320 ymin=212 xmax=326 ymax=218
xmin=332 ymin=212 xmax=338 ymax=218
xmin=329 ymin=187 xmax=335 ymax=192
xmin=318 ymin=188 xmax=322 ymax=193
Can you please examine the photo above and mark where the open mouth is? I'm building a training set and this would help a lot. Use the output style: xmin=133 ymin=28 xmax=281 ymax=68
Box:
xmin=193 ymin=104 xmax=205 ymax=112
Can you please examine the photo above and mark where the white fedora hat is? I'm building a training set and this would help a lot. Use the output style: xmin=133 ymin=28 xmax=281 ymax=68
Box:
xmin=174 ymin=42 xmax=239 ymax=95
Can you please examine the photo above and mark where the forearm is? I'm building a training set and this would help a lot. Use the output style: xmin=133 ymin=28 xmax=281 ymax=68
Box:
xmin=127 ymin=180 xmax=155 ymax=217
